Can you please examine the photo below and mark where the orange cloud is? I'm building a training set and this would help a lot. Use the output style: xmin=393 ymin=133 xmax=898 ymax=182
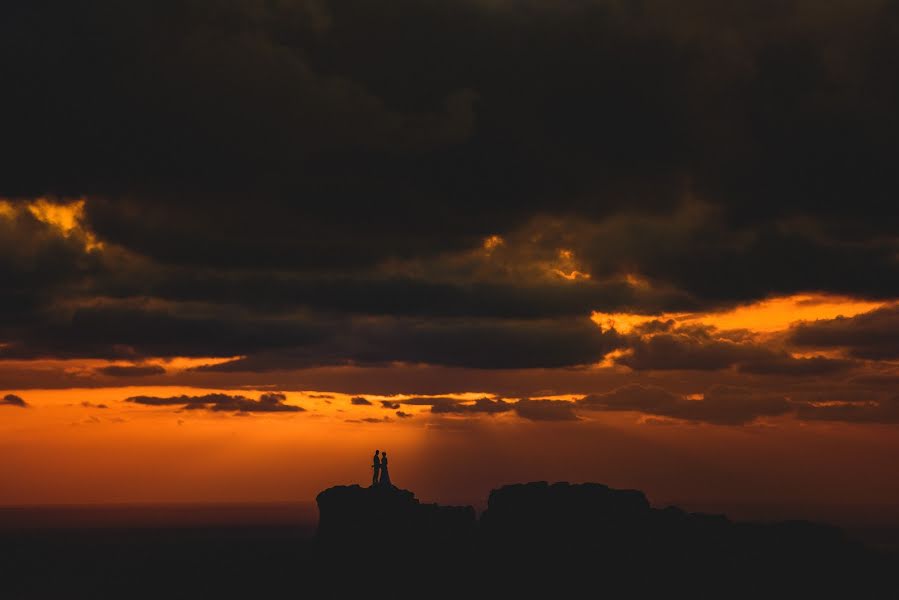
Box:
xmin=21 ymin=197 xmax=103 ymax=251
xmin=593 ymin=293 xmax=886 ymax=336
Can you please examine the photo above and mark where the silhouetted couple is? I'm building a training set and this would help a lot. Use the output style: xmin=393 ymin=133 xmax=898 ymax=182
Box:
xmin=371 ymin=450 xmax=392 ymax=487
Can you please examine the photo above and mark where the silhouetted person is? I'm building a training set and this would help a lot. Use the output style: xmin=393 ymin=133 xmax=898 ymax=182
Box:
xmin=372 ymin=450 xmax=381 ymax=487
xmin=379 ymin=451 xmax=391 ymax=487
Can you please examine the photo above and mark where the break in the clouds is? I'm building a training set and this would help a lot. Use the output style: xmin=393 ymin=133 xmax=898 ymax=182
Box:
xmin=0 ymin=1 xmax=898 ymax=426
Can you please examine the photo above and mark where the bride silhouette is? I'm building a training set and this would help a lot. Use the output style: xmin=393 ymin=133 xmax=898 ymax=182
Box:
xmin=379 ymin=451 xmax=392 ymax=487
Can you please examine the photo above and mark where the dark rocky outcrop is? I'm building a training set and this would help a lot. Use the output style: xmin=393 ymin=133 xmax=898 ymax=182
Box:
xmin=481 ymin=481 xmax=854 ymax=556
xmin=481 ymin=481 xmax=652 ymax=544
xmin=315 ymin=481 xmax=893 ymax=595
xmin=316 ymin=484 xmax=475 ymax=552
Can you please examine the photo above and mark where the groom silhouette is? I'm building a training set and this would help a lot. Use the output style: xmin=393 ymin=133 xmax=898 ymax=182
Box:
xmin=372 ymin=450 xmax=381 ymax=486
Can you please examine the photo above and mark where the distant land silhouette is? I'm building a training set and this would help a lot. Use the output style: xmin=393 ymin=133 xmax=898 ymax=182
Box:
xmin=2 ymin=482 xmax=895 ymax=598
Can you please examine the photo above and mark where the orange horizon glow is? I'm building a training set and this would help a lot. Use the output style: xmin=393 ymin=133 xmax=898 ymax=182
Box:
xmin=2 ymin=294 xmax=898 ymax=516
xmin=3 ymin=385 xmax=899 ymax=519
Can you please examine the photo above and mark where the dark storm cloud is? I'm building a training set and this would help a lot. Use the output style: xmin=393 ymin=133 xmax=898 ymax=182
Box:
xmin=0 ymin=303 xmax=329 ymax=360
xmin=197 ymin=317 xmax=622 ymax=370
xmin=96 ymin=364 xmax=166 ymax=377
xmin=617 ymin=331 xmax=771 ymax=371
xmin=351 ymin=397 xmax=372 ymax=406
xmin=141 ymin=273 xmax=703 ymax=319
xmin=4 ymin=1 xmax=898 ymax=268
xmin=2 ymin=0 xmax=899 ymax=371
xmin=380 ymin=401 xmax=400 ymax=409
xmin=2 ymin=0 xmax=483 ymax=268
xmin=369 ymin=317 xmax=620 ymax=370
xmin=789 ymin=305 xmax=899 ymax=360
xmin=513 ymin=399 xmax=579 ymax=422
xmin=3 ymin=269 xmax=619 ymax=366
xmin=580 ymin=384 xmax=792 ymax=425
xmin=612 ymin=321 xmax=856 ymax=374
xmin=0 ymin=205 xmax=101 ymax=326
xmin=575 ymin=209 xmax=899 ymax=304
xmin=1 ymin=394 xmax=28 ymax=408
xmin=126 ymin=392 xmax=303 ymax=413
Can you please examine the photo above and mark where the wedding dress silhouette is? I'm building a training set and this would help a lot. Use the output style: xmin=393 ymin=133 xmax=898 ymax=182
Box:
xmin=379 ymin=452 xmax=391 ymax=486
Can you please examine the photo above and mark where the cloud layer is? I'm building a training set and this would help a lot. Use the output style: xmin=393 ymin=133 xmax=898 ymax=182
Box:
xmin=0 ymin=1 xmax=897 ymax=426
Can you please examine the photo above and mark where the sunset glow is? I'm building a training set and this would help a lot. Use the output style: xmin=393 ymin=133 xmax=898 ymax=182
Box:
xmin=593 ymin=294 xmax=887 ymax=336
xmin=2 ymin=1 xmax=898 ymax=547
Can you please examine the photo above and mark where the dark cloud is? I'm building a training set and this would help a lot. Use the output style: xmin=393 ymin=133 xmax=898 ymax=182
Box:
xmin=737 ymin=355 xmax=857 ymax=376
xmin=513 ymin=399 xmax=579 ymax=422
xmin=81 ymin=401 xmax=109 ymax=409
xmin=0 ymin=0 xmax=898 ymax=373
xmin=580 ymin=384 xmax=792 ymax=425
xmin=351 ymin=396 xmax=372 ymax=406
xmin=0 ymin=303 xmax=329 ymax=361
xmin=5 ymin=303 xmax=619 ymax=369
xmin=380 ymin=401 xmax=400 ymax=409
xmin=790 ymin=306 xmax=899 ymax=360
xmin=395 ymin=411 xmax=413 ymax=418
xmin=576 ymin=210 xmax=899 ymax=305
xmin=1 ymin=394 xmax=28 ymax=408
xmin=126 ymin=392 xmax=303 ymax=413
xmin=140 ymin=273 xmax=703 ymax=320
xmin=612 ymin=322 xmax=856 ymax=375
xmin=96 ymin=364 xmax=166 ymax=377
xmin=194 ymin=316 xmax=621 ymax=370
xmin=0 ymin=204 xmax=101 ymax=327
xmin=617 ymin=331 xmax=770 ymax=371
xmin=3 ymin=1 xmax=897 ymax=274
xmin=346 ymin=417 xmax=391 ymax=424
xmin=849 ymin=374 xmax=899 ymax=387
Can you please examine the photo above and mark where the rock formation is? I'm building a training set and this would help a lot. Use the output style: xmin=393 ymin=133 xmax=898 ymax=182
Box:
xmin=315 ymin=481 xmax=889 ymax=594
xmin=316 ymin=484 xmax=475 ymax=552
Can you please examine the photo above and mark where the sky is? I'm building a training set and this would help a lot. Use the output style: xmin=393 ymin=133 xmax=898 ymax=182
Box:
xmin=1 ymin=1 xmax=898 ymax=521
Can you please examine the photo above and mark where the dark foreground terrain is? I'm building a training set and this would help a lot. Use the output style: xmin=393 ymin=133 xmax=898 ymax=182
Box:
xmin=3 ymin=483 xmax=896 ymax=598
xmin=0 ymin=504 xmax=317 ymax=599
